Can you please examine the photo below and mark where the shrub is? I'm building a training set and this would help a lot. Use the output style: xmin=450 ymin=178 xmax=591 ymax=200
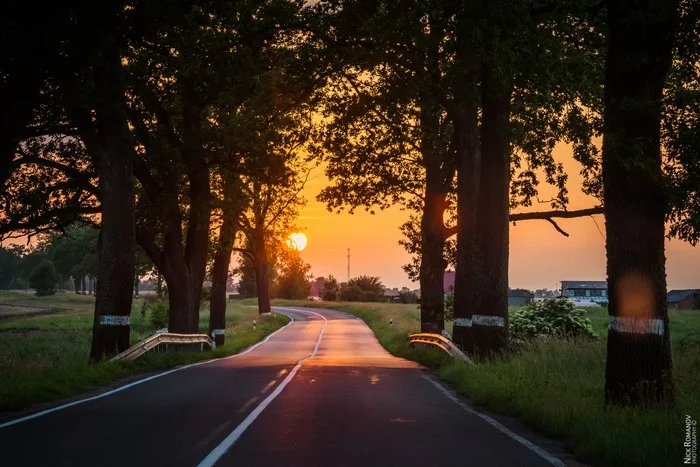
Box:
xmin=149 ymin=300 xmax=169 ymax=328
xmin=29 ymin=261 xmax=58 ymax=296
xmin=510 ymin=298 xmax=598 ymax=346
xmin=444 ymin=291 xmax=454 ymax=321
xmin=200 ymin=286 xmax=211 ymax=304
xmin=340 ymin=283 xmax=363 ymax=301
xmin=321 ymin=275 xmax=339 ymax=301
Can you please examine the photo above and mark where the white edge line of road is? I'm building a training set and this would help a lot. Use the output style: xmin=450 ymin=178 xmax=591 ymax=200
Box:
xmin=197 ymin=307 xmax=328 ymax=467
xmin=420 ymin=373 xmax=566 ymax=467
xmin=0 ymin=309 xmax=298 ymax=430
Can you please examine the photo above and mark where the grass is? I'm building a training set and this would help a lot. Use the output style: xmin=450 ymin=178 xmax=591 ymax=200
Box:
xmin=0 ymin=291 xmax=288 ymax=414
xmin=270 ymin=298 xmax=700 ymax=467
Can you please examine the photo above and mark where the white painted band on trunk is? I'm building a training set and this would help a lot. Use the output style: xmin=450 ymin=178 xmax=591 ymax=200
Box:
xmin=608 ymin=316 xmax=664 ymax=336
xmin=472 ymin=315 xmax=505 ymax=327
xmin=211 ymin=329 xmax=225 ymax=336
xmin=453 ymin=315 xmax=505 ymax=328
xmin=99 ymin=315 xmax=130 ymax=326
xmin=454 ymin=318 xmax=472 ymax=327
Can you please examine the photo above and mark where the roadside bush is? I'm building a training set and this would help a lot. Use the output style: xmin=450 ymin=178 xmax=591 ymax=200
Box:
xmin=200 ymin=286 xmax=211 ymax=304
xmin=444 ymin=291 xmax=454 ymax=321
xmin=149 ymin=300 xmax=169 ymax=328
xmin=510 ymin=298 xmax=598 ymax=346
xmin=140 ymin=294 xmax=160 ymax=318
xmin=340 ymin=283 xmax=363 ymax=301
xmin=29 ymin=261 xmax=58 ymax=296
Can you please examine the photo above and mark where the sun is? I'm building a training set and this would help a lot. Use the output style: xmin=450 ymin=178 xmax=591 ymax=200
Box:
xmin=287 ymin=232 xmax=307 ymax=251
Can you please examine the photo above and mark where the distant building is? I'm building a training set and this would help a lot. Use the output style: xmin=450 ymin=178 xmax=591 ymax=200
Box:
xmin=383 ymin=288 xmax=401 ymax=302
xmin=667 ymin=289 xmax=700 ymax=310
xmin=444 ymin=270 xmax=455 ymax=292
xmin=560 ymin=281 xmax=608 ymax=303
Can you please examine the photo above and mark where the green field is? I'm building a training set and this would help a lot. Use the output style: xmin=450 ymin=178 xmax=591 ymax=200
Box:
xmin=271 ymin=298 xmax=700 ymax=467
xmin=0 ymin=291 xmax=287 ymax=414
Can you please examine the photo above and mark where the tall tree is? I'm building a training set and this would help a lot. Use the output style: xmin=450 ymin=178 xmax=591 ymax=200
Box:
xmin=602 ymin=0 xmax=680 ymax=407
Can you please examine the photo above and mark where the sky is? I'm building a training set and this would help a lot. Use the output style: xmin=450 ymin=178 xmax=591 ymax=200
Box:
xmin=296 ymin=142 xmax=700 ymax=291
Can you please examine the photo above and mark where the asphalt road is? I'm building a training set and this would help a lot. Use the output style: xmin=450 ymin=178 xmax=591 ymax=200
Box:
xmin=0 ymin=307 xmax=566 ymax=467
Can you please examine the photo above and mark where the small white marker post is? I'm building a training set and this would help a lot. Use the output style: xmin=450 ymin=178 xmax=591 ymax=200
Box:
xmin=389 ymin=318 xmax=393 ymax=327
xmin=252 ymin=319 xmax=257 ymax=330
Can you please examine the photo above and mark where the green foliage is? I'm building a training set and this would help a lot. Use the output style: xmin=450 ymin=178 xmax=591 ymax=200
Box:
xmin=29 ymin=261 xmax=58 ymax=296
xmin=398 ymin=288 xmax=418 ymax=304
xmin=321 ymin=275 xmax=339 ymax=301
xmin=510 ymin=299 xmax=598 ymax=346
xmin=44 ymin=226 xmax=99 ymax=281
xmin=339 ymin=283 xmax=364 ymax=302
xmin=444 ymin=291 xmax=454 ymax=321
xmin=148 ymin=300 xmax=169 ymax=329
xmin=200 ymin=286 xmax=211 ymax=304
xmin=275 ymin=250 xmax=311 ymax=300
xmin=337 ymin=275 xmax=386 ymax=302
xmin=0 ymin=245 xmax=24 ymax=289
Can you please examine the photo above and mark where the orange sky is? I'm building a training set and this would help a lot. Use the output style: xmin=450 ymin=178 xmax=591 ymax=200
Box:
xmin=297 ymin=142 xmax=700 ymax=291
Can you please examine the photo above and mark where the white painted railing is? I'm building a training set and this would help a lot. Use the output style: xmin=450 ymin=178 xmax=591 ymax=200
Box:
xmin=110 ymin=332 xmax=214 ymax=362
xmin=408 ymin=333 xmax=473 ymax=364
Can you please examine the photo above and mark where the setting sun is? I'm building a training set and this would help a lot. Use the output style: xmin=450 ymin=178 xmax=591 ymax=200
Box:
xmin=287 ymin=232 xmax=307 ymax=251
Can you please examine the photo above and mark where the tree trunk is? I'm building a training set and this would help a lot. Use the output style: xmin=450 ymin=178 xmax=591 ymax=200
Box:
xmin=253 ymin=234 xmax=272 ymax=315
xmin=602 ymin=0 xmax=678 ymax=407
xmin=134 ymin=274 xmax=140 ymax=297
xmin=452 ymin=90 xmax=482 ymax=349
xmin=180 ymin=94 xmax=211 ymax=333
xmin=417 ymin=25 xmax=448 ymax=333
xmin=86 ymin=34 xmax=136 ymax=363
xmin=74 ymin=277 xmax=81 ymax=294
xmin=419 ymin=187 xmax=447 ymax=333
xmin=209 ymin=202 xmax=236 ymax=346
xmin=464 ymin=65 xmax=512 ymax=356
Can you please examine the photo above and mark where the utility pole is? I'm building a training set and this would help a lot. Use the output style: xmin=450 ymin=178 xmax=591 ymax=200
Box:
xmin=347 ymin=248 xmax=350 ymax=282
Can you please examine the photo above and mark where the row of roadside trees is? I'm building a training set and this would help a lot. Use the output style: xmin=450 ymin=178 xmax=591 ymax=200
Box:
xmin=1 ymin=0 xmax=697 ymax=410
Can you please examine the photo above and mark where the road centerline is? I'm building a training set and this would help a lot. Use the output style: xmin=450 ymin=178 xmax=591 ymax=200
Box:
xmin=197 ymin=308 xmax=328 ymax=467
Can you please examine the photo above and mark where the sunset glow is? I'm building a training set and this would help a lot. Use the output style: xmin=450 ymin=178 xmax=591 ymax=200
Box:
xmin=287 ymin=232 xmax=308 ymax=251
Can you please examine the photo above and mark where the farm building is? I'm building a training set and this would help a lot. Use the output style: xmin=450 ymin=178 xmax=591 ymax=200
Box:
xmin=667 ymin=289 xmax=700 ymax=310
xmin=560 ymin=280 xmax=608 ymax=304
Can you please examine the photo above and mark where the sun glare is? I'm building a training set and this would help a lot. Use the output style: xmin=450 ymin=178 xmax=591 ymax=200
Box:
xmin=287 ymin=232 xmax=308 ymax=251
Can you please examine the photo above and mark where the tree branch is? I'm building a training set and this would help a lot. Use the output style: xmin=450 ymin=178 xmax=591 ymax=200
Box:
xmin=444 ymin=206 xmax=604 ymax=238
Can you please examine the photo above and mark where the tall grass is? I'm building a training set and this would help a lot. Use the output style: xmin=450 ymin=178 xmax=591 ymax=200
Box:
xmin=271 ymin=298 xmax=700 ymax=467
xmin=0 ymin=292 xmax=287 ymax=413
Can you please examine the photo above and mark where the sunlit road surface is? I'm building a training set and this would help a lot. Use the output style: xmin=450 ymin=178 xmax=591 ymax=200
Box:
xmin=0 ymin=307 xmax=565 ymax=467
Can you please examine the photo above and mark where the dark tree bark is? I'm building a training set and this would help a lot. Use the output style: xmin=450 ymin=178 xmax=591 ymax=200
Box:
xmin=84 ymin=41 xmax=136 ymax=361
xmin=602 ymin=0 xmax=678 ymax=407
xmin=74 ymin=277 xmax=81 ymax=294
xmin=209 ymin=180 xmax=238 ymax=346
xmin=253 ymin=232 xmax=272 ymax=315
xmin=462 ymin=65 xmax=512 ymax=356
xmin=452 ymin=89 xmax=481 ymax=348
xmin=133 ymin=94 xmax=211 ymax=335
xmin=417 ymin=14 xmax=449 ymax=333
xmin=179 ymin=94 xmax=211 ymax=333
xmin=419 ymin=187 xmax=447 ymax=333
